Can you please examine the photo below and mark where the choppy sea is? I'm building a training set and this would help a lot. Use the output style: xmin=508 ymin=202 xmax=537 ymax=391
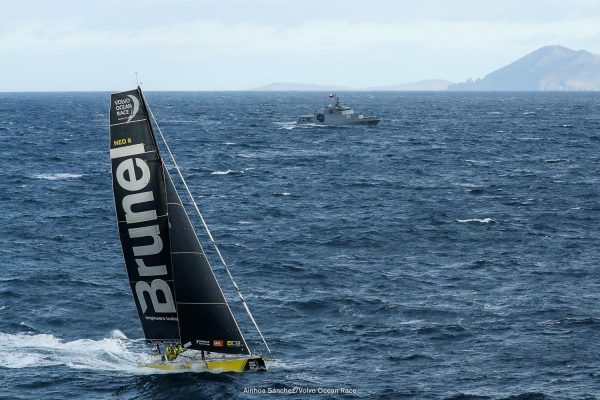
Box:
xmin=0 ymin=91 xmax=600 ymax=399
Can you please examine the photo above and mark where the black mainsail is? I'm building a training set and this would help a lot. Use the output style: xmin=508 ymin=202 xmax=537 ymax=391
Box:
xmin=109 ymin=87 xmax=250 ymax=355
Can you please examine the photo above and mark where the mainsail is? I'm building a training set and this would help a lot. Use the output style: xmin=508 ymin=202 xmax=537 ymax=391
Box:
xmin=109 ymin=87 xmax=250 ymax=354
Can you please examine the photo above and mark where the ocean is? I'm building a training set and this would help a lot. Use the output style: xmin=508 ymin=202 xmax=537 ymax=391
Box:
xmin=0 ymin=91 xmax=599 ymax=399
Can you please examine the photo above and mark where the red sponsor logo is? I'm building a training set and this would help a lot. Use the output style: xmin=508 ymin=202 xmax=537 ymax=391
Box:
xmin=213 ymin=340 xmax=224 ymax=347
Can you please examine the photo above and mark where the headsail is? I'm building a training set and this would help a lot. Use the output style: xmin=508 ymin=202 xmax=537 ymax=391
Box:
xmin=165 ymin=172 xmax=250 ymax=355
xmin=109 ymin=87 xmax=250 ymax=354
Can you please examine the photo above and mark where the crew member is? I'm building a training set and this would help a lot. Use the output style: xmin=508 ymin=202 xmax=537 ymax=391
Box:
xmin=175 ymin=343 xmax=183 ymax=357
xmin=165 ymin=345 xmax=175 ymax=361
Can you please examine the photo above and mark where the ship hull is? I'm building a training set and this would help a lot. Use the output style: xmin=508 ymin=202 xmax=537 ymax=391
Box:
xmin=296 ymin=116 xmax=381 ymax=126
xmin=354 ymin=118 xmax=380 ymax=125
xmin=141 ymin=354 xmax=267 ymax=373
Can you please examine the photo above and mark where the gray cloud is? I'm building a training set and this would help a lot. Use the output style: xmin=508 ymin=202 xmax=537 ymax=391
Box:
xmin=1 ymin=0 xmax=599 ymax=90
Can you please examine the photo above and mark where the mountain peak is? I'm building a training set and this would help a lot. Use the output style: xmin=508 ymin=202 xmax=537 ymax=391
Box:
xmin=449 ymin=45 xmax=600 ymax=91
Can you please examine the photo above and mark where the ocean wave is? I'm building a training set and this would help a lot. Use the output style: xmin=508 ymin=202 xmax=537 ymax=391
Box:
xmin=237 ymin=152 xmax=258 ymax=159
xmin=275 ymin=121 xmax=334 ymax=130
xmin=274 ymin=121 xmax=298 ymax=130
xmin=31 ymin=173 xmax=83 ymax=180
xmin=0 ymin=330 xmax=194 ymax=375
xmin=0 ymin=330 xmax=135 ymax=371
xmin=515 ymin=136 xmax=542 ymax=141
xmin=497 ymin=393 xmax=550 ymax=400
xmin=544 ymin=158 xmax=568 ymax=163
xmin=210 ymin=169 xmax=243 ymax=175
xmin=541 ymin=317 xmax=600 ymax=327
xmin=464 ymin=159 xmax=491 ymax=166
xmin=389 ymin=353 xmax=434 ymax=362
xmin=456 ymin=218 xmax=496 ymax=224
xmin=445 ymin=393 xmax=492 ymax=399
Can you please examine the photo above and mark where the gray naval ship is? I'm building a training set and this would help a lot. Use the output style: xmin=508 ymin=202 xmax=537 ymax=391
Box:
xmin=297 ymin=94 xmax=380 ymax=126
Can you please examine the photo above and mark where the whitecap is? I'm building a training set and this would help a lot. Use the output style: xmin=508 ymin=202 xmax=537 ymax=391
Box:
xmin=210 ymin=169 xmax=242 ymax=175
xmin=516 ymin=136 xmax=542 ymax=141
xmin=0 ymin=331 xmax=190 ymax=375
xmin=32 ymin=173 xmax=83 ymax=180
xmin=544 ymin=158 xmax=568 ymax=163
xmin=19 ymin=321 xmax=37 ymax=331
xmin=464 ymin=159 xmax=490 ymax=166
xmin=274 ymin=121 xmax=298 ymax=130
xmin=237 ymin=152 xmax=257 ymax=159
xmin=456 ymin=218 xmax=496 ymax=224
xmin=111 ymin=329 xmax=128 ymax=340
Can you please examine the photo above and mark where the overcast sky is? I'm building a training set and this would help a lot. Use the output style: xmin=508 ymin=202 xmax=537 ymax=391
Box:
xmin=1 ymin=0 xmax=600 ymax=91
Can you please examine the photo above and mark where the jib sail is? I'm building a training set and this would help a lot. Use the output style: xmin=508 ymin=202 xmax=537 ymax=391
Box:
xmin=165 ymin=171 xmax=250 ymax=355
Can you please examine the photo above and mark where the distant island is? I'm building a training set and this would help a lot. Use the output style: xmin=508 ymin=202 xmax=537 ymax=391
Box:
xmin=252 ymin=82 xmax=351 ymax=91
xmin=251 ymin=79 xmax=452 ymax=91
xmin=364 ymin=80 xmax=452 ymax=91
xmin=252 ymin=45 xmax=600 ymax=92
xmin=449 ymin=45 xmax=600 ymax=91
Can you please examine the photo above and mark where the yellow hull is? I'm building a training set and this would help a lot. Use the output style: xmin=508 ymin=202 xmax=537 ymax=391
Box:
xmin=142 ymin=355 xmax=267 ymax=373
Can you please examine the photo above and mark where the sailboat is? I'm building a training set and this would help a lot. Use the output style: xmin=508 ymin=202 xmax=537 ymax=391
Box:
xmin=108 ymin=87 xmax=270 ymax=372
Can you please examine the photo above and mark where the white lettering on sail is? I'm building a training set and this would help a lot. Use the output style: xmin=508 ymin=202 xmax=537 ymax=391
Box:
xmin=135 ymin=279 xmax=176 ymax=313
xmin=129 ymin=225 xmax=163 ymax=257
xmin=113 ymin=96 xmax=140 ymax=120
xmin=122 ymin=191 xmax=156 ymax=224
xmin=113 ymin=144 xmax=174 ymax=316
xmin=116 ymin=158 xmax=150 ymax=191
xmin=136 ymin=258 xmax=167 ymax=277
xmin=110 ymin=143 xmax=145 ymax=159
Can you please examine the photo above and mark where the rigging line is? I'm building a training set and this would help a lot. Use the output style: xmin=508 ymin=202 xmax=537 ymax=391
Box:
xmin=141 ymin=91 xmax=272 ymax=355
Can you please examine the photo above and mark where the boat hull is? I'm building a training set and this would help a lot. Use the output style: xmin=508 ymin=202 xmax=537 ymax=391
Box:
xmin=296 ymin=115 xmax=380 ymax=126
xmin=141 ymin=355 xmax=267 ymax=373
xmin=355 ymin=118 xmax=380 ymax=125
